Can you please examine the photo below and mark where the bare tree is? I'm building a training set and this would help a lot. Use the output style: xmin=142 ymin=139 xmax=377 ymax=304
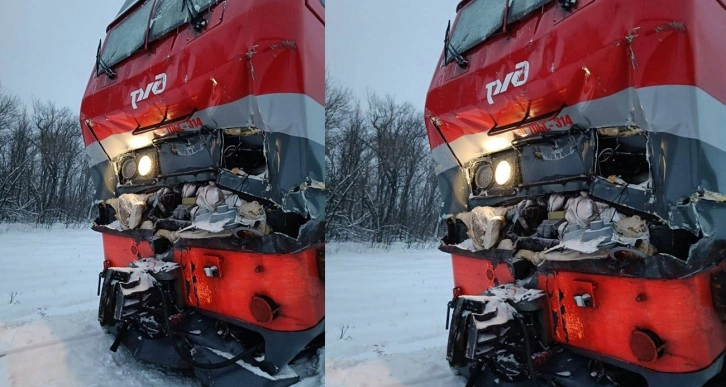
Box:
xmin=325 ymin=79 xmax=441 ymax=245
xmin=0 ymin=83 xmax=93 ymax=224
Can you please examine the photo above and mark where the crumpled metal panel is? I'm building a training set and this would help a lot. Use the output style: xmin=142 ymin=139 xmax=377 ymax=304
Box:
xmin=517 ymin=134 xmax=591 ymax=185
xmin=157 ymin=133 xmax=220 ymax=176
xmin=426 ymin=0 xmax=726 ymax=239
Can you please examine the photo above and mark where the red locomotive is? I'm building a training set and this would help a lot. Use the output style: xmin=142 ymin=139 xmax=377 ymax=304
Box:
xmin=426 ymin=0 xmax=726 ymax=385
xmin=80 ymin=1 xmax=324 ymax=385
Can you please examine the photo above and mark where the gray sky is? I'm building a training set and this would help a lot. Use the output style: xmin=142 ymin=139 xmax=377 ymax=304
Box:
xmin=327 ymin=1 xmax=457 ymax=110
xmin=0 ymin=1 xmax=458 ymax=112
xmin=0 ymin=1 xmax=121 ymax=111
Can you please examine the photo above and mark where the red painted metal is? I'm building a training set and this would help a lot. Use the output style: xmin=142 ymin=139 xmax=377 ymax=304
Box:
xmin=425 ymin=0 xmax=726 ymax=149
xmin=630 ymin=329 xmax=665 ymax=363
xmin=101 ymin=232 xmax=323 ymax=332
xmin=450 ymin=252 xmax=726 ymax=373
xmin=177 ymin=245 xmax=324 ymax=332
xmin=80 ymin=0 xmax=324 ymax=146
xmin=101 ymin=233 xmax=154 ymax=268
xmin=433 ymin=0 xmax=726 ymax=377
xmin=450 ymin=254 xmax=514 ymax=296
xmin=250 ymin=295 xmax=280 ymax=323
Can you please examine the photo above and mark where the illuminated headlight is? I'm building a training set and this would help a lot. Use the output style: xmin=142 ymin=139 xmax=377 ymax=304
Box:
xmin=474 ymin=162 xmax=494 ymax=189
xmin=138 ymin=155 xmax=153 ymax=176
xmin=494 ymin=160 xmax=513 ymax=185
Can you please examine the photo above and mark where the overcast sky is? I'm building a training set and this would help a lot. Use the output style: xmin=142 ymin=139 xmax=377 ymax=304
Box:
xmin=327 ymin=1 xmax=457 ymax=110
xmin=0 ymin=1 xmax=458 ymax=113
xmin=0 ymin=1 xmax=121 ymax=110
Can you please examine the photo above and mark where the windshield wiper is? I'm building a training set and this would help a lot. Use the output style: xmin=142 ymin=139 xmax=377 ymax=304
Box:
xmin=181 ymin=0 xmax=208 ymax=31
xmin=96 ymin=40 xmax=117 ymax=79
xmin=444 ymin=20 xmax=468 ymax=68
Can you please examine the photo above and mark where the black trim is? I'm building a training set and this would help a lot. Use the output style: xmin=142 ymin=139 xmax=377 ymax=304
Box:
xmin=132 ymin=109 xmax=197 ymax=135
xmin=488 ymin=105 xmax=565 ymax=136
xmin=567 ymin=346 xmax=725 ymax=387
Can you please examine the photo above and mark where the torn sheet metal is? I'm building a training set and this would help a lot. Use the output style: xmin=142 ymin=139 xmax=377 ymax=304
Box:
xmin=434 ymin=127 xmax=726 ymax=275
xmin=443 ymin=238 xmax=726 ymax=280
xmin=440 ymin=177 xmax=722 ymax=279
xmin=487 ymin=284 xmax=544 ymax=304
xmin=425 ymin=1 xmax=726 ymax=244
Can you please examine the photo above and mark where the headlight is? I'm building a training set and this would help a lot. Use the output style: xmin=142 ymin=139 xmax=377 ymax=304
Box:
xmin=120 ymin=158 xmax=137 ymax=180
xmin=474 ymin=162 xmax=494 ymax=189
xmin=138 ymin=155 xmax=153 ymax=176
xmin=494 ymin=160 xmax=513 ymax=185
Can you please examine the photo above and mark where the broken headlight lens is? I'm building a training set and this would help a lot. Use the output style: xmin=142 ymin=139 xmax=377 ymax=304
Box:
xmin=495 ymin=160 xmax=513 ymax=185
xmin=120 ymin=158 xmax=137 ymax=180
xmin=474 ymin=162 xmax=494 ymax=189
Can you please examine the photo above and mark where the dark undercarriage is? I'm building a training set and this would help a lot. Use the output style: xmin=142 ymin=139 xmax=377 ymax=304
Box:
xmin=98 ymin=262 xmax=324 ymax=387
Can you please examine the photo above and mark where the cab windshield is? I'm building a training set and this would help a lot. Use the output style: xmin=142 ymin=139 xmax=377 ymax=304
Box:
xmin=100 ymin=0 xmax=154 ymax=69
xmin=449 ymin=0 xmax=550 ymax=58
xmin=99 ymin=0 xmax=218 ymax=73
xmin=149 ymin=0 xmax=218 ymax=41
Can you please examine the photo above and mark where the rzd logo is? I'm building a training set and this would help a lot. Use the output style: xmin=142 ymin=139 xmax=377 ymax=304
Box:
xmin=485 ymin=61 xmax=529 ymax=105
xmin=130 ymin=73 xmax=167 ymax=109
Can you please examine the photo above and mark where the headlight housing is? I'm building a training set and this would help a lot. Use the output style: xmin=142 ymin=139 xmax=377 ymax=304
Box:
xmin=117 ymin=149 xmax=157 ymax=184
xmin=471 ymin=153 xmax=518 ymax=195
xmin=120 ymin=158 xmax=137 ymax=180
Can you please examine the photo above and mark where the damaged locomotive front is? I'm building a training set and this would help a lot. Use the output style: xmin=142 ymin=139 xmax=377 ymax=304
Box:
xmin=427 ymin=0 xmax=726 ymax=386
xmin=80 ymin=0 xmax=325 ymax=386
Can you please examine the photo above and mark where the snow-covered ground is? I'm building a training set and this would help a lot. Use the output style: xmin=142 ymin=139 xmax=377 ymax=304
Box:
xmin=0 ymin=224 xmax=322 ymax=387
xmin=325 ymin=242 xmax=465 ymax=387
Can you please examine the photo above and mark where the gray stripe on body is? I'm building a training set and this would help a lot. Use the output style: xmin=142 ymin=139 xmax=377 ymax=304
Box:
xmin=430 ymin=85 xmax=726 ymax=172
xmin=193 ymin=93 xmax=324 ymax=146
xmin=85 ymin=93 xmax=324 ymax=166
xmin=85 ymin=141 xmax=109 ymax=167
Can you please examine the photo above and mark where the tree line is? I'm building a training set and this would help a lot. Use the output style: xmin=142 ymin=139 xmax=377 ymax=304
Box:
xmin=0 ymin=83 xmax=93 ymax=224
xmin=325 ymin=78 xmax=441 ymax=245
xmin=0 ymin=78 xmax=443 ymax=239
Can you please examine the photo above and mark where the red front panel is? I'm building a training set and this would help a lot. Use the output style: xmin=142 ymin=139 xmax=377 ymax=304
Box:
xmin=451 ymin=254 xmax=514 ymax=295
xmin=100 ymin=233 xmax=323 ymax=332
xmin=177 ymin=246 xmax=324 ymax=332
xmin=544 ymin=270 xmax=726 ymax=373
xmin=451 ymin=253 xmax=726 ymax=373
xmin=425 ymin=0 xmax=726 ymax=149
xmin=101 ymin=233 xmax=154 ymax=267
